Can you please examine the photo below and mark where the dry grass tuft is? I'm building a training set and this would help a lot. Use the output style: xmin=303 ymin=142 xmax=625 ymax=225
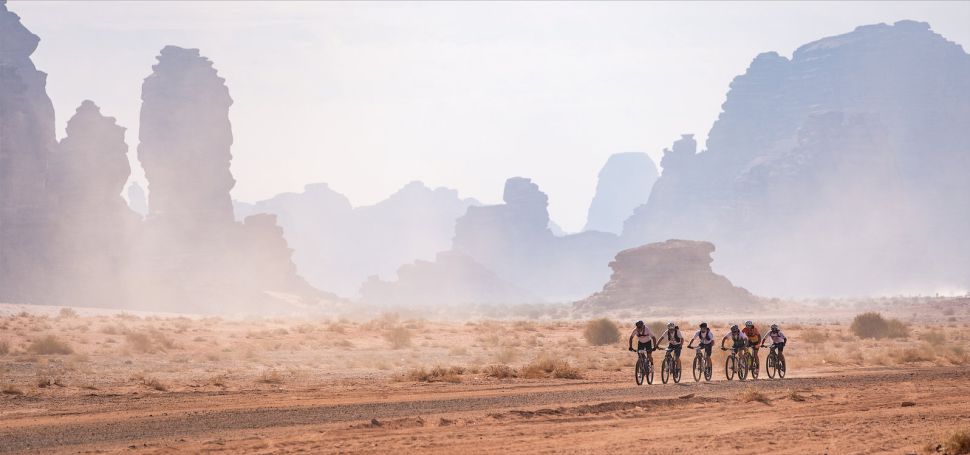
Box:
xmin=383 ymin=326 xmax=413 ymax=349
xmin=28 ymin=335 xmax=73 ymax=355
xmin=583 ymin=318 xmax=620 ymax=346
xmin=257 ymin=369 xmax=285 ymax=384
xmin=787 ymin=389 xmax=807 ymax=402
xmin=943 ymin=428 xmax=970 ymax=454
xmin=494 ymin=347 xmax=518 ymax=364
xmin=521 ymin=355 xmax=584 ymax=380
xmin=483 ymin=364 xmax=517 ymax=379
xmin=58 ymin=307 xmax=78 ymax=319
xmin=2 ymin=384 xmax=24 ymax=395
xmin=405 ymin=366 xmax=464 ymax=383
xmin=918 ymin=331 xmax=947 ymax=344
xmin=740 ymin=387 xmax=770 ymax=404
xmin=0 ymin=339 xmax=9 ymax=356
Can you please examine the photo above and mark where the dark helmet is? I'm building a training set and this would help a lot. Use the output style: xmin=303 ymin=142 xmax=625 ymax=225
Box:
xmin=771 ymin=324 xmax=779 ymax=331
xmin=635 ymin=320 xmax=644 ymax=327
xmin=699 ymin=322 xmax=708 ymax=329
xmin=731 ymin=324 xmax=740 ymax=332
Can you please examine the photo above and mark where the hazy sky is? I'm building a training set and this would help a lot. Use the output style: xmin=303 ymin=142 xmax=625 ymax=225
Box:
xmin=11 ymin=1 xmax=970 ymax=232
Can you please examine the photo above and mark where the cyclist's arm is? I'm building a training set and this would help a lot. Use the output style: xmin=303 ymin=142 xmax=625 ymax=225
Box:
xmin=720 ymin=335 xmax=729 ymax=349
xmin=628 ymin=333 xmax=635 ymax=351
xmin=687 ymin=333 xmax=698 ymax=348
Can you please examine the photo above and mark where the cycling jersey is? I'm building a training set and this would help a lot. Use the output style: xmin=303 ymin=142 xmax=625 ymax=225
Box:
xmin=658 ymin=329 xmax=685 ymax=346
xmin=631 ymin=326 xmax=655 ymax=343
xmin=692 ymin=329 xmax=715 ymax=345
xmin=742 ymin=326 xmax=761 ymax=344
xmin=765 ymin=330 xmax=787 ymax=344
xmin=728 ymin=331 xmax=748 ymax=348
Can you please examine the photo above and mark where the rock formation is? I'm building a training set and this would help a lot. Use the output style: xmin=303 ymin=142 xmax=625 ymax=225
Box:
xmin=127 ymin=182 xmax=148 ymax=217
xmin=235 ymin=180 xmax=479 ymax=296
xmin=584 ymin=152 xmax=658 ymax=234
xmin=623 ymin=21 xmax=970 ymax=295
xmin=452 ymin=177 xmax=621 ymax=300
xmin=0 ymin=1 xmax=57 ymax=302
xmin=575 ymin=240 xmax=757 ymax=312
xmin=138 ymin=45 xmax=235 ymax=230
xmin=359 ymin=251 xmax=537 ymax=307
xmin=48 ymin=101 xmax=140 ymax=304
xmin=133 ymin=46 xmax=325 ymax=313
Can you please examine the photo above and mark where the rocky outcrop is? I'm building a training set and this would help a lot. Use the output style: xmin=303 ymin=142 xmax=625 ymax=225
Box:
xmin=584 ymin=152 xmax=658 ymax=234
xmin=359 ymin=251 xmax=537 ymax=307
xmin=452 ymin=177 xmax=620 ymax=300
xmin=235 ymin=180 xmax=479 ymax=296
xmin=623 ymin=21 xmax=970 ymax=295
xmin=575 ymin=240 xmax=757 ymax=312
xmin=0 ymin=1 xmax=57 ymax=302
xmin=133 ymin=46 xmax=325 ymax=313
xmin=127 ymin=182 xmax=148 ymax=217
xmin=48 ymin=101 xmax=140 ymax=304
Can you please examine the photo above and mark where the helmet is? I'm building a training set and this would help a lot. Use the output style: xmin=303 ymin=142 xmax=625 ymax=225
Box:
xmin=731 ymin=325 xmax=740 ymax=332
xmin=771 ymin=324 xmax=779 ymax=331
xmin=699 ymin=322 xmax=708 ymax=329
xmin=667 ymin=322 xmax=676 ymax=330
xmin=635 ymin=320 xmax=644 ymax=327
xmin=744 ymin=320 xmax=754 ymax=328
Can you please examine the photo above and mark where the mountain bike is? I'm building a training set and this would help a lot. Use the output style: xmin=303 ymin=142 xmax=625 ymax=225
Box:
xmin=764 ymin=343 xmax=786 ymax=379
xmin=660 ymin=345 xmax=682 ymax=384
xmin=722 ymin=347 xmax=747 ymax=381
xmin=687 ymin=345 xmax=712 ymax=382
xmin=748 ymin=348 xmax=760 ymax=380
xmin=634 ymin=347 xmax=655 ymax=385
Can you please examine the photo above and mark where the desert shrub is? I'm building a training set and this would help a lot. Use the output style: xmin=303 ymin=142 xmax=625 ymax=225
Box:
xmin=125 ymin=332 xmax=154 ymax=353
xmin=850 ymin=312 xmax=908 ymax=339
xmin=786 ymin=389 xmax=806 ymax=402
xmin=28 ymin=335 xmax=73 ymax=355
xmin=583 ymin=318 xmax=620 ymax=346
xmin=2 ymin=384 xmax=24 ymax=395
xmin=521 ymin=355 xmax=584 ymax=380
xmin=892 ymin=345 xmax=935 ymax=363
xmin=494 ymin=347 xmax=518 ymax=364
xmin=144 ymin=378 xmax=167 ymax=391
xmin=944 ymin=428 xmax=970 ymax=454
xmin=405 ymin=366 xmax=463 ymax=383
xmin=648 ymin=321 xmax=667 ymax=336
xmin=0 ymin=339 xmax=9 ymax=355
xmin=257 ymin=369 xmax=284 ymax=384
xmin=383 ymin=326 xmax=413 ymax=349
xmin=801 ymin=328 xmax=827 ymax=344
xmin=919 ymin=331 xmax=947 ymax=344
xmin=484 ymin=364 xmax=517 ymax=379
xmin=740 ymin=387 xmax=769 ymax=404
xmin=58 ymin=307 xmax=78 ymax=319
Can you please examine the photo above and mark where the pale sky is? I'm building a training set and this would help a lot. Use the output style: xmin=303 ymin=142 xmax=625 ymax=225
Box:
xmin=11 ymin=1 xmax=970 ymax=232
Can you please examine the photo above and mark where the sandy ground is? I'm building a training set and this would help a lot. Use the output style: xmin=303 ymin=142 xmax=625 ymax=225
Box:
xmin=1 ymin=299 xmax=968 ymax=454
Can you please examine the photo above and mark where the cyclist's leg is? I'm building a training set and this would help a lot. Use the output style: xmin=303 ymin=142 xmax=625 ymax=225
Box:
xmin=776 ymin=342 xmax=786 ymax=363
xmin=673 ymin=345 xmax=682 ymax=360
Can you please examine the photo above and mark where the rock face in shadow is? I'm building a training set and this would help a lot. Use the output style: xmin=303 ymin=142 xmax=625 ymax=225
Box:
xmin=48 ymin=101 xmax=140 ymax=304
xmin=584 ymin=152 xmax=658 ymax=234
xmin=235 ymin=181 xmax=479 ymax=297
xmin=0 ymin=1 xmax=57 ymax=302
xmin=623 ymin=21 xmax=970 ymax=295
xmin=132 ymin=46 xmax=325 ymax=313
xmin=452 ymin=177 xmax=620 ymax=301
xmin=359 ymin=251 xmax=536 ymax=307
xmin=575 ymin=239 xmax=756 ymax=312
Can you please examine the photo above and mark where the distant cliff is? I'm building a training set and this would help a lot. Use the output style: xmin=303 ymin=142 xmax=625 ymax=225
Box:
xmin=584 ymin=152 xmax=658 ymax=235
xmin=623 ymin=21 xmax=970 ymax=296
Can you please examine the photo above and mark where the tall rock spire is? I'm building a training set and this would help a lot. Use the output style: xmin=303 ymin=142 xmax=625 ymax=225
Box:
xmin=138 ymin=45 xmax=235 ymax=228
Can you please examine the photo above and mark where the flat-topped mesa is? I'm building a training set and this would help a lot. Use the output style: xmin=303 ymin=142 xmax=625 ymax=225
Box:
xmin=0 ymin=1 xmax=57 ymax=302
xmin=575 ymin=239 xmax=757 ymax=312
xmin=138 ymin=45 xmax=235 ymax=229
xmin=584 ymin=152 xmax=658 ymax=235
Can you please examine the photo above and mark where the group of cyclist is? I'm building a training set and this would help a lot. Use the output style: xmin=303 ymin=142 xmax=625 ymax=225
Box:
xmin=627 ymin=320 xmax=788 ymax=375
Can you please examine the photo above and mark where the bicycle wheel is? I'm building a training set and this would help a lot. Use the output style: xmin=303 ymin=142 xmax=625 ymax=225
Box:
xmin=778 ymin=356 xmax=786 ymax=378
xmin=673 ymin=358 xmax=682 ymax=383
xmin=704 ymin=356 xmax=712 ymax=381
xmin=738 ymin=355 xmax=748 ymax=381
xmin=766 ymin=353 xmax=776 ymax=379
xmin=725 ymin=355 xmax=735 ymax=381
xmin=750 ymin=355 xmax=759 ymax=380
xmin=646 ymin=358 xmax=655 ymax=385
xmin=661 ymin=356 xmax=671 ymax=384
xmin=692 ymin=355 xmax=702 ymax=382
xmin=635 ymin=357 xmax=645 ymax=385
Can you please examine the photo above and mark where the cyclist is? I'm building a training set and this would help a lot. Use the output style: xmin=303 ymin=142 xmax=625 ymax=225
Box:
xmin=720 ymin=324 xmax=749 ymax=356
xmin=687 ymin=322 xmax=715 ymax=360
xmin=657 ymin=322 xmax=685 ymax=361
xmin=628 ymin=320 xmax=658 ymax=365
xmin=741 ymin=321 xmax=762 ymax=368
xmin=761 ymin=324 xmax=788 ymax=365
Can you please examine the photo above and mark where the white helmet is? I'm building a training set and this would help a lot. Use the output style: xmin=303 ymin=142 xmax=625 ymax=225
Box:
xmin=667 ymin=322 xmax=676 ymax=330
xmin=744 ymin=320 xmax=754 ymax=328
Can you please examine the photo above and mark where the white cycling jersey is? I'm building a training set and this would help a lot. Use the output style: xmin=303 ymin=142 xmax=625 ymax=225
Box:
xmin=692 ymin=329 xmax=715 ymax=345
xmin=765 ymin=330 xmax=787 ymax=344
xmin=631 ymin=326 xmax=655 ymax=343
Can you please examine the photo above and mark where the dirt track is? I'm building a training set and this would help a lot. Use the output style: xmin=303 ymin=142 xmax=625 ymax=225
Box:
xmin=2 ymin=366 xmax=969 ymax=454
